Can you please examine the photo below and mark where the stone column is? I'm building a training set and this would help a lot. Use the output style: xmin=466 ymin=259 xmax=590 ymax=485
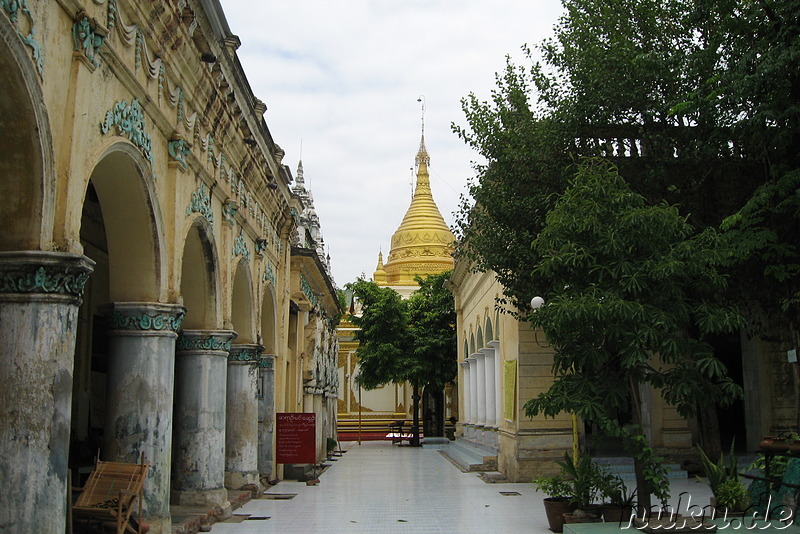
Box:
xmin=0 ymin=251 xmax=93 ymax=534
xmin=225 ymin=343 xmax=262 ymax=490
xmin=481 ymin=347 xmax=497 ymax=429
xmin=459 ymin=361 xmax=471 ymax=425
xmin=488 ymin=341 xmax=502 ymax=425
xmin=466 ymin=356 xmax=478 ymax=438
xmin=257 ymin=354 xmax=276 ymax=480
xmin=171 ymin=329 xmax=236 ymax=507
xmin=104 ymin=302 xmax=185 ymax=534
xmin=474 ymin=352 xmax=486 ymax=427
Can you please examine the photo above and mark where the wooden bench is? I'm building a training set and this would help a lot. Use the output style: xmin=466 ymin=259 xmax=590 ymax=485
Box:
xmin=387 ymin=420 xmax=412 ymax=444
xmin=72 ymin=452 xmax=149 ymax=534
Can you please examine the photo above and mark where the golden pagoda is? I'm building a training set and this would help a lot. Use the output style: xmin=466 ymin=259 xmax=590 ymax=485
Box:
xmin=375 ymin=133 xmax=455 ymax=289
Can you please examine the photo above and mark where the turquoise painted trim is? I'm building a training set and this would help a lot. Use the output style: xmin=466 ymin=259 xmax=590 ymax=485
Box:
xmin=108 ymin=310 xmax=185 ymax=332
xmin=233 ymin=231 xmax=250 ymax=262
xmin=223 ymin=200 xmax=238 ymax=224
xmin=100 ymin=99 xmax=155 ymax=173
xmin=262 ymin=263 xmax=276 ymax=286
xmin=300 ymin=273 xmax=319 ymax=308
xmin=72 ymin=16 xmax=105 ymax=68
xmin=228 ymin=347 xmax=262 ymax=363
xmin=187 ymin=182 xmax=213 ymax=224
xmin=1 ymin=0 xmax=43 ymax=75
xmin=0 ymin=265 xmax=90 ymax=296
xmin=176 ymin=335 xmax=232 ymax=352
xmin=169 ymin=138 xmax=190 ymax=169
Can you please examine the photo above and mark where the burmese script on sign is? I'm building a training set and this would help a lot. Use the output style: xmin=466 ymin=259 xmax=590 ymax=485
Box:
xmin=276 ymin=412 xmax=316 ymax=464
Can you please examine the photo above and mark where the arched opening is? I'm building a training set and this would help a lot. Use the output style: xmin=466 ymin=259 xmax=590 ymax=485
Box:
xmin=171 ymin=218 xmax=227 ymax=507
xmin=485 ymin=317 xmax=493 ymax=342
xmin=469 ymin=332 xmax=476 ymax=355
xmin=257 ymin=286 xmax=278 ymax=479
xmin=70 ymin=145 xmax=162 ymax=493
xmin=0 ymin=21 xmax=52 ymax=251
xmin=0 ymin=21 xmax=66 ymax=533
xmin=179 ymin=218 xmax=218 ymax=329
xmin=231 ymin=260 xmax=255 ymax=343
xmin=88 ymin=148 xmax=162 ymax=301
xmin=260 ymin=288 xmax=278 ymax=353
xmin=477 ymin=325 xmax=484 ymax=350
xmin=226 ymin=259 xmax=260 ymax=489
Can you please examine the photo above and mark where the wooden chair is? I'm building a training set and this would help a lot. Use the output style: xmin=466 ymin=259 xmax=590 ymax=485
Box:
xmin=72 ymin=452 xmax=149 ymax=534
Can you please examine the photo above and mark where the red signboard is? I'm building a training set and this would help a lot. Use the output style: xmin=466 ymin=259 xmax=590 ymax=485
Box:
xmin=276 ymin=412 xmax=316 ymax=464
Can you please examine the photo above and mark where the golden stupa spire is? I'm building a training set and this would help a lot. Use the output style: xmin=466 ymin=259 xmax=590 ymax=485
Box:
xmin=374 ymin=250 xmax=387 ymax=284
xmin=374 ymin=97 xmax=454 ymax=287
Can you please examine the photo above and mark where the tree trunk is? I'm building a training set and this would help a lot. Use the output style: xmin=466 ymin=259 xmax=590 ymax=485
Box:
xmin=411 ymin=385 xmax=421 ymax=446
xmin=629 ymin=377 xmax=652 ymax=515
xmin=696 ymin=401 xmax=722 ymax=461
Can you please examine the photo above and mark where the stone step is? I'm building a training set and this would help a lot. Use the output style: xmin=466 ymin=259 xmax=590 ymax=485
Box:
xmin=479 ymin=471 xmax=508 ymax=483
xmin=440 ymin=440 xmax=497 ymax=472
xmin=456 ymin=437 xmax=499 ymax=456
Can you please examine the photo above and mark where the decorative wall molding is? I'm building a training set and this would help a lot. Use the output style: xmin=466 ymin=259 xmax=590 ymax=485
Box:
xmin=100 ymin=99 xmax=155 ymax=172
xmin=176 ymin=330 xmax=235 ymax=352
xmin=228 ymin=344 xmax=263 ymax=364
xmin=187 ymin=182 xmax=213 ymax=224
xmin=1 ymin=0 xmax=43 ymax=75
xmin=233 ymin=230 xmax=250 ymax=262
xmin=300 ymin=273 xmax=319 ymax=308
xmin=223 ymin=199 xmax=238 ymax=225
xmin=169 ymin=138 xmax=190 ymax=169
xmin=255 ymin=238 xmax=268 ymax=257
xmin=72 ymin=15 xmax=106 ymax=69
xmin=106 ymin=305 xmax=185 ymax=332
xmin=0 ymin=254 xmax=93 ymax=297
xmin=262 ymin=262 xmax=276 ymax=286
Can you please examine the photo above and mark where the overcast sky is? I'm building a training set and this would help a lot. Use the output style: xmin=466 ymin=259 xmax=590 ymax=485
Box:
xmin=219 ymin=1 xmax=565 ymax=287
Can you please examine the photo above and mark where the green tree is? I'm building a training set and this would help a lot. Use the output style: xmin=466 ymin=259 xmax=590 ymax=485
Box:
xmin=454 ymin=0 xmax=800 ymax=454
xmin=348 ymin=271 xmax=457 ymax=445
xmin=453 ymin=0 xmax=770 ymax=311
xmin=348 ymin=280 xmax=411 ymax=390
xmin=524 ymin=159 xmax=744 ymax=510
xmin=407 ymin=271 xmax=458 ymax=391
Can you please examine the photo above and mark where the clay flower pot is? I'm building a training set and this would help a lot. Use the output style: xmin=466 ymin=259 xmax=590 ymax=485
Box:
xmin=543 ymin=497 xmax=576 ymax=533
xmin=759 ymin=436 xmax=800 ymax=456
xmin=562 ymin=508 xmax=602 ymax=525
xmin=602 ymin=504 xmax=633 ymax=523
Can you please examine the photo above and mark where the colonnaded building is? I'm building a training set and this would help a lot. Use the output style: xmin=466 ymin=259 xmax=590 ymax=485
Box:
xmin=449 ymin=194 xmax=792 ymax=482
xmin=337 ymin=134 xmax=457 ymax=437
xmin=0 ymin=1 xmax=340 ymax=533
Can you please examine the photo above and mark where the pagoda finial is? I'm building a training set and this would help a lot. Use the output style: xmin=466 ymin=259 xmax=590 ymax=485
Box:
xmin=415 ymin=96 xmax=430 ymax=168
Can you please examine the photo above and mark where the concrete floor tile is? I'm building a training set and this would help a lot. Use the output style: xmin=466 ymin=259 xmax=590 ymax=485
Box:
xmin=208 ymin=440 xmax=713 ymax=533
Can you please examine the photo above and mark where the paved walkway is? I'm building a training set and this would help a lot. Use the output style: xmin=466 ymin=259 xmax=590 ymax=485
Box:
xmin=209 ymin=440 xmax=713 ymax=534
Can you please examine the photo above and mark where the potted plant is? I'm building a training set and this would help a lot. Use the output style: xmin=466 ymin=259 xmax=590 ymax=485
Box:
xmin=759 ymin=434 xmax=800 ymax=457
xmin=697 ymin=441 xmax=749 ymax=516
xmin=599 ymin=475 xmax=636 ymax=523
xmin=532 ymin=472 xmax=575 ymax=533
xmin=555 ymin=453 xmax=605 ymax=525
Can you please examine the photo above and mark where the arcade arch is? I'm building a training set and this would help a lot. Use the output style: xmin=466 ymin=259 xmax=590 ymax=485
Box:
xmin=231 ymin=259 xmax=255 ymax=343
xmin=0 ymin=19 xmax=53 ymax=251
xmin=179 ymin=217 xmax=220 ymax=329
xmin=71 ymin=145 xmax=179 ymax=528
